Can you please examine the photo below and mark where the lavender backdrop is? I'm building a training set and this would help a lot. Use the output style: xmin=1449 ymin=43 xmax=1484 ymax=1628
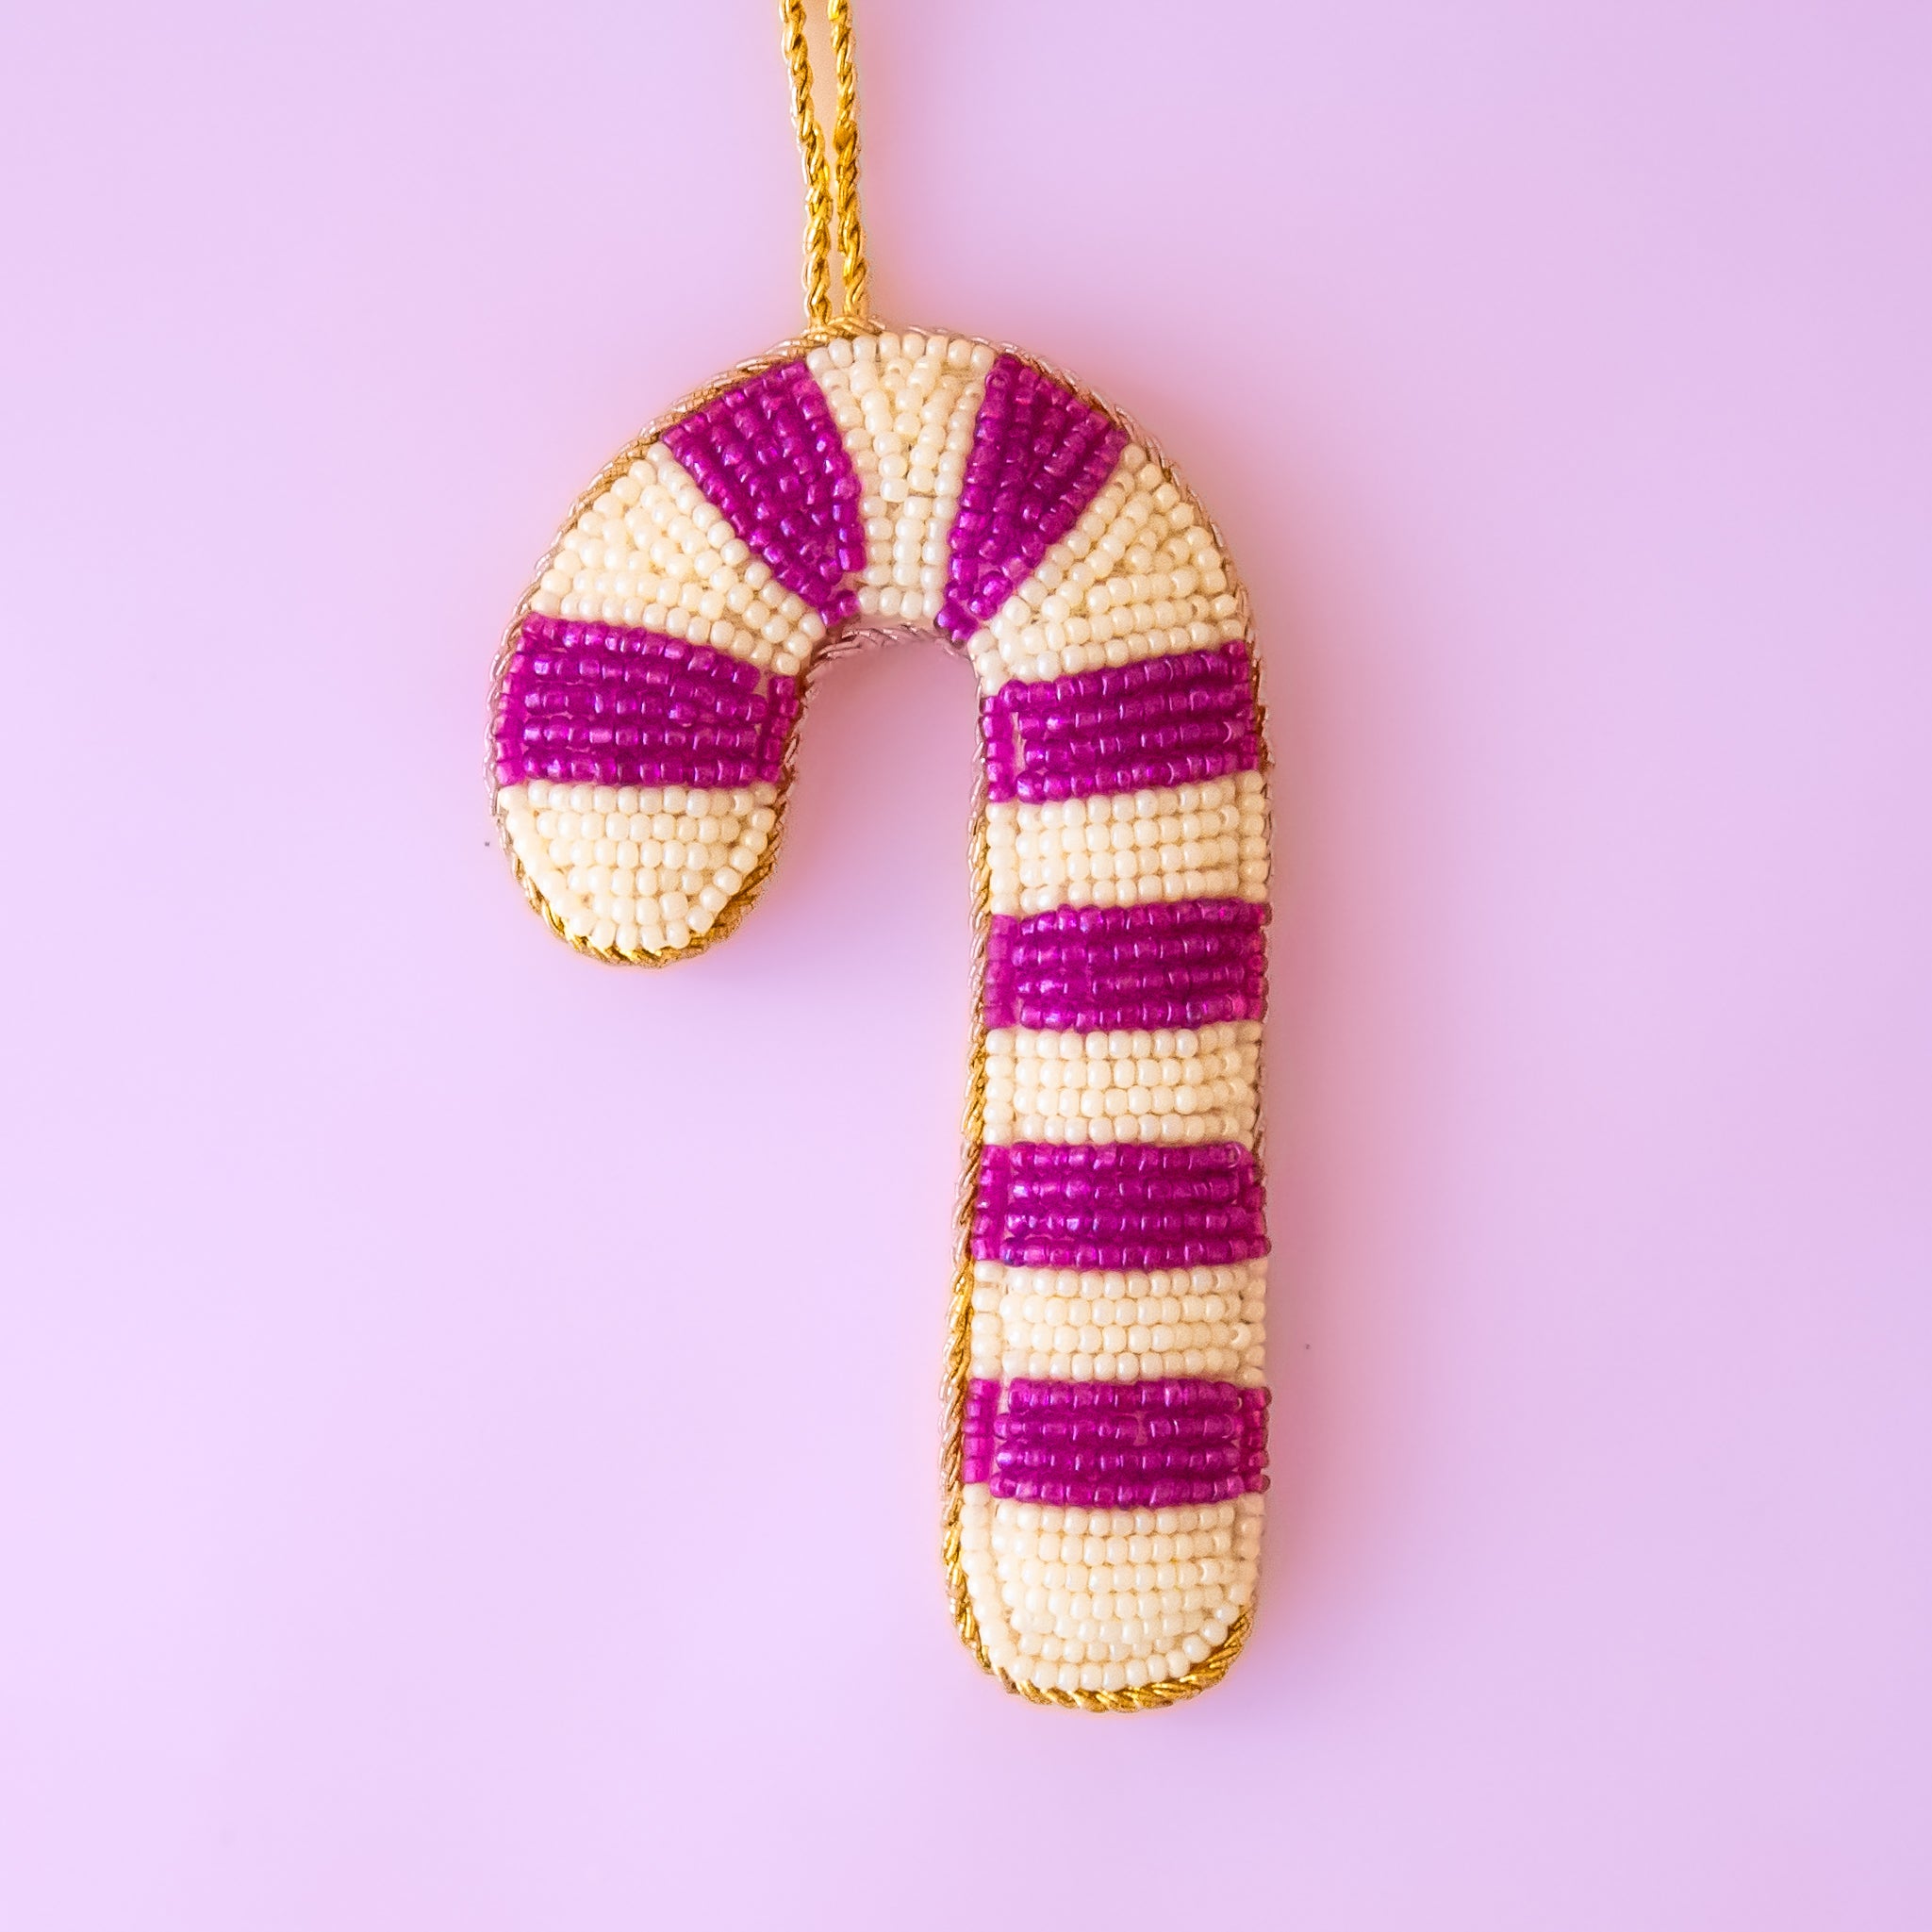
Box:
xmin=3 ymin=2 xmax=1929 ymax=1925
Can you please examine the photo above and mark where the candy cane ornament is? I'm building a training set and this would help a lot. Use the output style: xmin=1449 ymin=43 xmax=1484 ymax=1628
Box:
xmin=487 ymin=6 xmax=1273 ymax=1711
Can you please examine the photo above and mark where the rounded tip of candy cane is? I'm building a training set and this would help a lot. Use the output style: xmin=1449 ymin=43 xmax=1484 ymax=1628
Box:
xmin=495 ymin=773 xmax=785 ymax=966
xmin=954 ymin=1479 xmax=1263 ymax=1709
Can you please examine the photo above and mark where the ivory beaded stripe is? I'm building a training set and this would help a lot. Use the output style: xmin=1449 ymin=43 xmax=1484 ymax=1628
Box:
xmin=497 ymin=779 xmax=779 ymax=953
xmin=966 ymin=1258 xmax=1269 ymax=1387
xmin=806 ymin=333 xmax=992 ymax=627
xmin=960 ymin=444 xmax=1247 ymax=690
xmin=487 ymin=325 xmax=1271 ymax=1708
xmin=530 ymin=445 xmax=826 ymax=675
xmin=985 ymin=775 xmax=1271 ymax=920
xmin=982 ymin=1022 xmax=1263 ymax=1149
xmin=957 ymin=1489 xmax=1265 ymax=1694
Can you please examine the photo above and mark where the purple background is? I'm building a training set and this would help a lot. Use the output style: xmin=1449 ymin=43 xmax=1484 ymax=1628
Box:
xmin=4 ymin=2 xmax=1929 ymax=1925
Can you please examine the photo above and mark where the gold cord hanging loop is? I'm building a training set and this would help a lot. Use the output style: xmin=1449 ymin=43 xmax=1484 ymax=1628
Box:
xmin=780 ymin=0 xmax=835 ymax=329
xmin=828 ymin=0 xmax=869 ymax=322
xmin=780 ymin=0 xmax=870 ymax=331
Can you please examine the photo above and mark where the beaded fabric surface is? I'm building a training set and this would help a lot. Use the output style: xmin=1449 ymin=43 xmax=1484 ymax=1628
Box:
xmin=487 ymin=324 xmax=1272 ymax=1709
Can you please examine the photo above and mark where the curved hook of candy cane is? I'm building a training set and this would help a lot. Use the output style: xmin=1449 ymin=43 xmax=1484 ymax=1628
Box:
xmin=488 ymin=325 xmax=1273 ymax=1709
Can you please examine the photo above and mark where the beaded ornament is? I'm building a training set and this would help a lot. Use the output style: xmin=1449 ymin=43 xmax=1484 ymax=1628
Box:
xmin=487 ymin=1 xmax=1273 ymax=1711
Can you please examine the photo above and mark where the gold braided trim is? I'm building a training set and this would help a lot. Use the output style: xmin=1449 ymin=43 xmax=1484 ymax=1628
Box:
xmin=487 ymin=325 xmax=1270 ymax=1709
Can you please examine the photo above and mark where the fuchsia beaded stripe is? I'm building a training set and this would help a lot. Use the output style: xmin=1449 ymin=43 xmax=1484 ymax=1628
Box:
xmin=981 ymin=642 xmax=1261 ymax=803
xmin=936 ymin=354 xmax=1129 ymax=639
xmin=962 ymin=1378 xmax=1001 ymax=1486
xmin=494 ymin=615 xmax=800 ymax=789
xmin=971 ymin=1142 xmax=1268 ymax=1272
xmin=662 ymin=360 xmax=866 ymax=623
xmin=987 ymin=1378 xmax=1269 ymax=1509
xmin=982 ymin=898 xmax=1268 ymax=1033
